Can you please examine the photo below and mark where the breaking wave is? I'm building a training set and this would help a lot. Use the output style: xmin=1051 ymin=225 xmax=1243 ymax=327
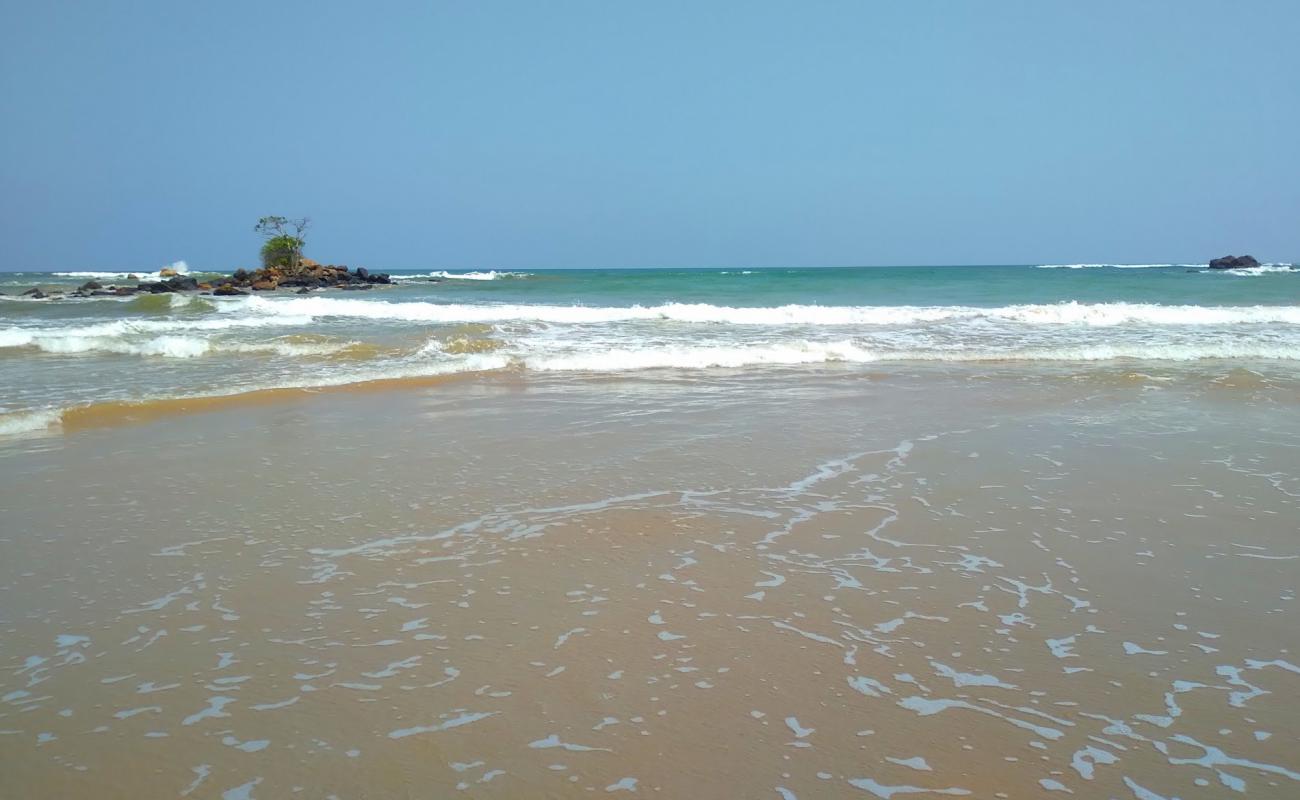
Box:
xmin=0 ymin=408 xmax=64 ymax=436
xmin=1034 ymin=263 xmax=1195 ymax=269
xmin=1216 ymin=265 xmax=1298 ymax=277
xmin=395 ymin=270 xmax=531 ymax=282
xmin=231 ymin=297 xmax=1300 ymax=327
xmin=53 ymin=260 xmax=195 ymax=281
xmin=525 ymin=340 xmax=1300 ymax=372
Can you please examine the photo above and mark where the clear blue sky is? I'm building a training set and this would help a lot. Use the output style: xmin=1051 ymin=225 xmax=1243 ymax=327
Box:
xmin=1 ymin=1 xmax=1296 ymax=270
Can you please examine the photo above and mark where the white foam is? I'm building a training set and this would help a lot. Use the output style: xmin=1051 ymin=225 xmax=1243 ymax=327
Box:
xmin=0 ymin=315 xmax=320 ymax=357
xmin=930 ymin=661 xmax=1017 ymax=689
xmin=885 ymin=756 xmax=932 ymax=772
xmin=0 ymin=409 xmax=62 ymax=436
xmin=1035 ymin=263 xmax=1192 ymax=269
xmin=1219 ymin=265 xmax=1297 ymax=276
xmin=53 ymin=261 xmax=193 ymax=281
xmin=388 ymin=711 xmax=496 ymax=738
xmin=181 ymin=696 xmax=235 ymax=726
xmin=221 ymin=778 xmax=261 ymax=800
xmin=396 ymin=270 xmax=530 ymax=281
xmin=785 ymin=717 xmax=814 ymax=738
xmin=847 ymin=777 xmax=971 ymax=797
xmin=848 ymin=676 xmax=893 ymax=697
xmin=524 ymin=340 xmax=1300 ymax=372
xmin=233 ymin=296 xmax=1300 ymax=327
xmin=528 ymin=733 xmax=611 ymax=752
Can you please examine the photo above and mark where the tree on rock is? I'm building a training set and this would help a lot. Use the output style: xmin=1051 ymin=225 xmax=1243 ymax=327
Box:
xmin=255 ymin=216 xmax=311 ymax=270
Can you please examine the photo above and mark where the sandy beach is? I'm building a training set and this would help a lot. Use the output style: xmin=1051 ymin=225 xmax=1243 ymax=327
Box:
xmin=5 ymin=1 xmax=1299 ymax=796
xmin=3 ymin=366 xmax=1297 ymax=798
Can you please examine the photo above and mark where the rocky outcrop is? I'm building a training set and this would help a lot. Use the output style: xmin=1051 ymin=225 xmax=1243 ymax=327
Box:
xmin=211 ymin=263 xmax=392 ymax=292
xmin=15 ymin=262 xmax=393 ymax=300
xmin=139 ymin=275 xmax=199 ymax=293
xmin=1208 ymin=255 xmax=1260 ymax=269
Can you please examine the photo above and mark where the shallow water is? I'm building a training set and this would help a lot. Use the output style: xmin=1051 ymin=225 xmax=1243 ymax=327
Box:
xmin=2 ymin=263 xmax=1299 ymax=436
xmin=1 ymin=368 xmax=1296 ymax=798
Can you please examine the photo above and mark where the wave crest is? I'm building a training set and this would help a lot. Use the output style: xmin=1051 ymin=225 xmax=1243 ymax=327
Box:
xmin=525 ymin=341 xmax=1300 ymax=372
xmin=53 ymin=260 xmax=193 ymax=281
xmin=231 ymin=297 xmax=1300 ymax=327
xmin=395 ymin=270 xmax=530 ymax=282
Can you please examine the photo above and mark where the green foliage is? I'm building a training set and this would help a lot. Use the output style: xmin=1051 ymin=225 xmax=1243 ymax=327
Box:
xmin=254 ymin=215 xmax=310 ymax=269
xmin=261 ymin=234 xmax=304 ymax=268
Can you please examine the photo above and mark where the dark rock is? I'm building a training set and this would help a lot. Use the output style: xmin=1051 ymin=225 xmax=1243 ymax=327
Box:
xmin=213 ymin=285 xmax=248 ymax=296
xmin=22 ymin=287 xmax=42 ymax=296
xmin=340 ymin=283 xmax=373 ymax=291
xmin=233 ymin=268 xmax=250 ymax=282
xmin=79 ymin=280 xmax=103 ymax=291
xmin=114 ymin=286 xmax=136 ymax=295
xmin=1208 ymin=255 xmax=1260 ymax=270
xmin=161 ymin=275 xmax=199 ymax=291
xmin=355 ymin=267 xmax=370 ymax=280
xmin=296 ymin=287 xmax=312 ymax=294
xmin=139 ymin=281 xmax=172 ymax=293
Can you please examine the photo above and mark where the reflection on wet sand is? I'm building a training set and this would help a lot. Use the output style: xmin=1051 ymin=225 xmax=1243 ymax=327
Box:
xmin=2 ymin=368 xmax=1297 ymax=798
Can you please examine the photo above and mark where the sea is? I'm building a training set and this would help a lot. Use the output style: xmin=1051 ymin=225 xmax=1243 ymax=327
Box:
xmin=3 ymin=262 xmax=1299 ymax=798
xmin=2 ymin=261 xmax=1298 ymax=436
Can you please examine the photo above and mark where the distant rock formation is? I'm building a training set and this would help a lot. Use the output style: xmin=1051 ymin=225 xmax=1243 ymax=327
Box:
xmin=1208 ymin=255 xmax=1260 ymax=269
xmin=17 ymin=262 xmax=396 ymax=300
xmin=212 ymin=262 xmax=392 ymax=292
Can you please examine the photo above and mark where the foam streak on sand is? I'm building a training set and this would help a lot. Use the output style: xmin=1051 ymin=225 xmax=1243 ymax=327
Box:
xmin=1 ymin=370 xmax=1299 ymax=797
xmin=387 ymin=711 xmax=497 ymax=739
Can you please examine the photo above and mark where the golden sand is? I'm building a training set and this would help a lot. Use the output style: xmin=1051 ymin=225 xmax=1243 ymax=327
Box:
xmin=2 ymin=370 xmax=1298 ymax=798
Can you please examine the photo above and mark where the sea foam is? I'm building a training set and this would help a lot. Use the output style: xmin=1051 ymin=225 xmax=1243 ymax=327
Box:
xmin=395 ymin=270 xmax=530 ymax=281
xmin=524 ymin=341 xmax=1300 ymax=372
xmin=232 ymin=297 xmax=1300 ymax=327
xmin=1035 ymin=263 xmax=1194 ymax=269
xmin=53 ymin=261 xmax=194 ymax=281
xmin=0 ymin=408 xmax=63 ymax=436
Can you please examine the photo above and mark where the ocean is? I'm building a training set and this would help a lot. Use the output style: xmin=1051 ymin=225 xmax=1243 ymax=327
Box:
xmin=2 ymin=263 xmax=1299 ymax=798
xmin=2 ymin=262 xmax=1299 ymax=435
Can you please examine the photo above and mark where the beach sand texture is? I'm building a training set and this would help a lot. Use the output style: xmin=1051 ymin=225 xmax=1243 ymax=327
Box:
xmin=2 ymin=368 xmax=1297 ymax=798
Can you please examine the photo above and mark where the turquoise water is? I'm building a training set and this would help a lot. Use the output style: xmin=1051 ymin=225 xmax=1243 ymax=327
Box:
xmin=7 ymin=263 xmax=1300 ymax=307
xmin=2 ymin=263 xmax=1298 ymax=434
xmin=398 ymin=264 xmax=1300 ymax=307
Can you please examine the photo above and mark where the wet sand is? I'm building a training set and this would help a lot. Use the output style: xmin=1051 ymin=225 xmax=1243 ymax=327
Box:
xmin=2 ymin=366 xmax=1298 ymax=798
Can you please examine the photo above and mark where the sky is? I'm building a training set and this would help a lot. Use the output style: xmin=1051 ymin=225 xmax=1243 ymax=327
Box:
xmin=1 ymin=1 xmax=1297 ymax=271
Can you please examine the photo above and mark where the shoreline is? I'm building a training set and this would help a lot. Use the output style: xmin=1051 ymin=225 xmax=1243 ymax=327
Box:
xmin=3 ymin=356 xmax=1299 ymax=440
